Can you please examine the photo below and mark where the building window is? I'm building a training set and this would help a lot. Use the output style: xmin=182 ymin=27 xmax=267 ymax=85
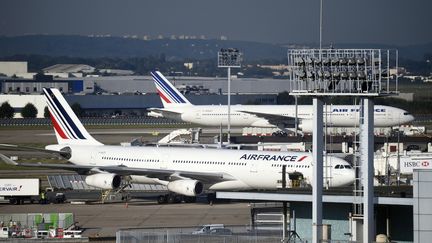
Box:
xmin=33 ymin=87 xmax=37 ymax=92
xmin=25 ymin=87 xmax=29 ymax=93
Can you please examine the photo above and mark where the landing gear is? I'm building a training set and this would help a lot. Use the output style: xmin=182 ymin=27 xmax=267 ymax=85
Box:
xmin=157 ymin=195 xmax=167 ymax=204
xmin=207 ymin=192 xmax=230 ymax=204
xmin=167 ymin=194 xmax=182 ymax=204
xmin=156 ymin=193 xmax=196 ymax=204
xmin=272 ymin=130 xmax=288 ymax=137
xmin=207 ymin=193 xmax=216 ymax=204
xmin=183 ymin=196 xmax=197 ymax=203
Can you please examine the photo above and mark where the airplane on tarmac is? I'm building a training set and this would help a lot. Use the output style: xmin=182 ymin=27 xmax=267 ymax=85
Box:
xmin=148 ymin=71 xmax=415 ymax=133
xmin=0 ymin=88 xmax=355 ymax=201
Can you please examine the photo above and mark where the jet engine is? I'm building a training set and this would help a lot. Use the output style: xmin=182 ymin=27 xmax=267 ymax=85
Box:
xmin=85 ymin=173 xmax=121 ymax=190
xmin=250 ymin=119 xmax=273 ymax=128
xmin=167 ymin=180 xmax=204 ymax=196
xmin=298 ymin=120 xmax=313 ymax=133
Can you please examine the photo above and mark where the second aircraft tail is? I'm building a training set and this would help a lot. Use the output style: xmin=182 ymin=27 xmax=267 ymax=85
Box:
xmin=151 ymin=71 xmax=193 ymax=108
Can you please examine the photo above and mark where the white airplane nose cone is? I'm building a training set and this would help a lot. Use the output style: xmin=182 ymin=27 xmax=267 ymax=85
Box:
xmin=407 ymin=114 xmax=415 ymax=123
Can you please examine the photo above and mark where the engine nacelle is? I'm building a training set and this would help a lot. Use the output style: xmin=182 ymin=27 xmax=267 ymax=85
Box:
xmin=147 ymin=111 xmax=163 ymax=118
xmin=298 ymin=120 xmax=313 ymax=134
xmin=250 ymin=119 xmax=273 ymax=128
xmin=85 ymin=173 xmax=121 ymax=190
xmin=167 ymin=180 xmax=204 ymax=196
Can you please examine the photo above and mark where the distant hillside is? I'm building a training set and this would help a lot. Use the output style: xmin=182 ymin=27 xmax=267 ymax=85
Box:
xmin=0 ymin=35 xmax=287 ymax=61
xmin=0 ymin=35 xmax=431 ymax=61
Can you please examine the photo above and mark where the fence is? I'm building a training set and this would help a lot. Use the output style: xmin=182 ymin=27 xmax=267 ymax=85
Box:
xmin=116 ymin=230 xmax=283 ymax=243
xmin=0 ymin=117 xmax=187 ymax=126
xmin=115 ymin=227 xmax=362 ymax=243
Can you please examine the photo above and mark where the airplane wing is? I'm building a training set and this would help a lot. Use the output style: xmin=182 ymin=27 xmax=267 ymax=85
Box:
xmin=102 ymin=166 xmax=234 ymax=183
xmin=147 ymin=108 xmax=184 ymax=119
xmin=148 ymin=108 xmax=182 ymax=115
xmin=0 ymin=144 xmax=70 ymax=158
xmin=239 ymin=111 xmax=297 ymax=127
xmin=0 ymin=153 xmax=233 ymax=184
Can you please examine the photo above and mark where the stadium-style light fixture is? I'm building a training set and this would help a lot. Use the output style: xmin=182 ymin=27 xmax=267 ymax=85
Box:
xmin=217 ymin=48 xmax=242 ymax=143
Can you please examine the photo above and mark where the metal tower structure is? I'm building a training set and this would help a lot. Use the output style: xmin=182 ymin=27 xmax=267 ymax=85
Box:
xmin=218 ymin=48 xmax=243 ymax=143
xmin=288 ymin=48 xmax=399 ymax=243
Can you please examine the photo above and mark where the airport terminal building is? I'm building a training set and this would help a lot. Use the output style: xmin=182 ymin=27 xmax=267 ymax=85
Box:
xmin=0 ymin=74 xmax=284 ymax=118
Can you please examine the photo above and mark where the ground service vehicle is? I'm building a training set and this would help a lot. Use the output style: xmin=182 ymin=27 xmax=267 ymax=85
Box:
xmin=192 ymin=224 xmax=225 ymax=234
xmin=0 ymin=179 xmax=39 ymax=205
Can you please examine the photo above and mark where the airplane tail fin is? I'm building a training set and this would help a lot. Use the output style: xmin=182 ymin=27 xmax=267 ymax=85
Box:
xmin=43 ymin=88 xmax=103 ymax=146
xmin=151 ymin=71 xmax=192 ymax=108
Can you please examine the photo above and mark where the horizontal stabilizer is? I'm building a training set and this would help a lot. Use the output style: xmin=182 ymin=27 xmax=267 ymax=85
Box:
xmin=0 ymin=153 xmax=18 ymax=166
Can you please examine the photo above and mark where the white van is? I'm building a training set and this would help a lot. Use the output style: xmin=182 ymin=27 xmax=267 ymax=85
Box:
xmin=0 ymin=227 xmax=9 ymax=238
xmin=192 ymin=224 xmax=224 ymax=234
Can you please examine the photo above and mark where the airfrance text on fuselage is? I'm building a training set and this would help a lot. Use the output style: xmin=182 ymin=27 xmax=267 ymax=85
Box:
xmin=240 ymin=154 xmax=303 ymax=162
xmin=331 ymin=108 xmax=385 ymax=113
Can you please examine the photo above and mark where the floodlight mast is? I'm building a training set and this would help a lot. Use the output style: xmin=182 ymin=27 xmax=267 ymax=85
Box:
xmin=218 ymin=48 xmax=242 ymax=144
xmin=288 ymin=48 xmax=398 ymax=243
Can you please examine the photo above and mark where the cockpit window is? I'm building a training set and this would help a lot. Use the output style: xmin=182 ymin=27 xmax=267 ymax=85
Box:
xmin=335 ymin=164 xmax=352 ymax=169
xmin=404 ymin=112 xmax=410 ymax=115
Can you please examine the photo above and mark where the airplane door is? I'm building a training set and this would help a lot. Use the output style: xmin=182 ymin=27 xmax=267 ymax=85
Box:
xmin=386 ymin=109 xmax=393 ymax=126
xmin=195 ymin=110 xmax=202 ymax=120
xmin=92 ymin=150 xmax=104 ymax=166
xmin=350 ymin=109 xmax=357 ymax=124
xmin=243 ymin=112 xmax=249 ymax=120
xmin=160 ymin=153 xmax=169 ymax=169
xmin=250 ymin=161 xmax=258 ymax=173
xmin=90 ymin=153 xmax=97 ymax=166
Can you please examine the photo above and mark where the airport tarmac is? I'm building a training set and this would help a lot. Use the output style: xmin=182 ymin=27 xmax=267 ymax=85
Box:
xmin=0 ymin=127 xmax=242 ymax=145
xmin=0 ymin=201 xmax=251 ymax=238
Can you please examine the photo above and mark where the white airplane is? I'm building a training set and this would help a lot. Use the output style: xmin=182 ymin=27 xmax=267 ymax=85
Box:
xmin=0 ymin=88 xmax=355 ymax=199
xmin=148 ymin=71 xmax=415 ymax=133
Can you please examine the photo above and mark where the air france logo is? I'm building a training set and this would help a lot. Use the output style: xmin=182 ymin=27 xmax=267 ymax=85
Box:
xmin=332 ymin=108 xmax=385 ymax=113
xmin=240 ymin=154 xmax=307 ymax=162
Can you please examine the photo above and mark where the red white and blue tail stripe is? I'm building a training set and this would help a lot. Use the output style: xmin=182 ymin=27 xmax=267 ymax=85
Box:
xmin=43 ymin=88 xmax=102 ymax=146
xmin=151 ymin=71 xmax=192 ymax=107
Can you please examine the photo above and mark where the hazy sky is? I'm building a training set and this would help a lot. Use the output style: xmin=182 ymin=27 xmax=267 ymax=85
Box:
xmin=1 ymin=0 xmax=431 ymax=45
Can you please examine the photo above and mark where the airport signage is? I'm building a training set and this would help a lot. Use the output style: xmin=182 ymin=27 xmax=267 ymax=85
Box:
xmin=400 ymin=157 xmax=432 ymax=174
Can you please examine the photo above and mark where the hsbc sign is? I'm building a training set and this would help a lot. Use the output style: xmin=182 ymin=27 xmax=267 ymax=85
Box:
xmin=400 ymin=157 xmax=432 ymax=174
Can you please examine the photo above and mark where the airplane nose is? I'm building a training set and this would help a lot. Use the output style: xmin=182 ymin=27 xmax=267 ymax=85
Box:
xmin=407 ymin=115 xmax=415 ymax=123
xmin=342 ymin=169 xmax=356 ymax=186
xmin=348 ymin=170 xmax=355 ymax=184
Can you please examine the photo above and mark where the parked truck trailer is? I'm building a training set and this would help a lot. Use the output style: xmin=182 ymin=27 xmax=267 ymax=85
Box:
xmin=0 ymin=179 xmax=39 ymax=205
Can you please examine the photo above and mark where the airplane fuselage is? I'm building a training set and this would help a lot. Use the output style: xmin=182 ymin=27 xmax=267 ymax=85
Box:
xmin=157 ymin=105 xmax=414 ymax=131
xmin=67 ymin=145 xmax=354 ymax=189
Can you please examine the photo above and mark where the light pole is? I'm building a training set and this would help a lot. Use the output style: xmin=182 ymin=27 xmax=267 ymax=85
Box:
xmin=218 ymin=48 xmax=242 ymax=143
xmin=288 ymin=48 xmax=398 ymax=243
